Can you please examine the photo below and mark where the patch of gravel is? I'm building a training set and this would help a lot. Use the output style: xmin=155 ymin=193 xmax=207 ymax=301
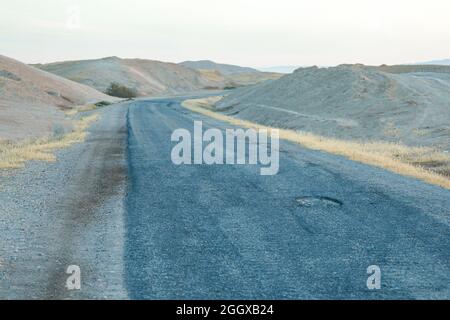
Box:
xmin=0 ymin=105 xmax=128 ymax=299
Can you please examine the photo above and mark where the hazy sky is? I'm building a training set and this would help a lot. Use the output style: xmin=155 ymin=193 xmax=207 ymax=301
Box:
xmin=1 ymin=0 xmax=450 ymax=67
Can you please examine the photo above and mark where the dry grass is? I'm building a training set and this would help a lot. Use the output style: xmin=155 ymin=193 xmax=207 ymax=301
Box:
xmin=0 ymin=114 xmax=99 ymax=169
xmin=182 ymin=97 xmax=450 ymax=190
xmin=198 ymin=69 xmax=226 ymax=83
xmin=64 ymin=101 xmax=112 ymax=116
xmin=228 ymin=72 xmax=283 ymax=85
xmin=65 ymin=104 xmax=98 ymax=116
xmin=185 ymin=96 xmax=223 ymax=110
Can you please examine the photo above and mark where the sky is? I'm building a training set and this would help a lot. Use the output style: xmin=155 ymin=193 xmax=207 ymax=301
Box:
xmin=1 ymin=0 xmax=450 ymax=68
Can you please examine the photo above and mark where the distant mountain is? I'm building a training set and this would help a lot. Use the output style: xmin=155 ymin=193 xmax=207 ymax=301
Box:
xmin=34 ymin=57 xmax=222 ymax=96
xmin=257 ymin=66 xmax=300 ymax=73
xmin=0 ymin=55 xmax=111 ymax=141
xmin=179 ymin=60 xmax=260 ymax=75
xmin=417 ymin=59 xmax=450 ymax=65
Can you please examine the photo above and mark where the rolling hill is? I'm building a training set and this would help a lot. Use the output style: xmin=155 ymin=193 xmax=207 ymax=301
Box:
xmin=0 ymin=55 xmax=112 ymax=141
xmin=35 ymin=57 xmax=282 ymax=96
xmin=179 ymin=60 xmax=259 ymax=75
xmin=180 ymin=60 xmax=282 ymax=88
xmin=257 ymin=66 xmax=301 ymax=73
xmin=34 ymin=57 xmax=226 ymax=96
xmin=374 ymin=64 xmax=450 ymax=74
xmin=216 ymin=64 xmax=450 ymax=150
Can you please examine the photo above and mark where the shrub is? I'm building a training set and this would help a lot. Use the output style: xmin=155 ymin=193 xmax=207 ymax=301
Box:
xmin=52 ymin=123 xmax=66 ymax=139
xmin=95 ymin=100 xmax=112 ymax=107
xmin=105 ymin=82 xmax=138 ymax=98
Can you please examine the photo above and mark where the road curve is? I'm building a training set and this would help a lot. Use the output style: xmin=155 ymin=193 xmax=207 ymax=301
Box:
xmin=124 ymin=97 xmax=450 ymax=299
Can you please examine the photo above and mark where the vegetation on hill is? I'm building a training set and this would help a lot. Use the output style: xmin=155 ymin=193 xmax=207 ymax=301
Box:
xmin=105 ymin=82 xmax=138 ymax=98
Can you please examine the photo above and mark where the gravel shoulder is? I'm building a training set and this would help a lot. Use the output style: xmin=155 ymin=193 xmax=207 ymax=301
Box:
xmin=0 ymin=103 xmax=129 ymax=299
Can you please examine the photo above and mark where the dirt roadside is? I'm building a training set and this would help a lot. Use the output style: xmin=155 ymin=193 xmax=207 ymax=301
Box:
xmin=0 ymin=103 xmax=129 ymax=299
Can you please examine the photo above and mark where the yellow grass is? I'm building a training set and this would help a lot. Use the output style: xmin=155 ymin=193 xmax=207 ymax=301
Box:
xmin=186 ymin=96 xmax=223 ymax=110
xmin=198 ymin=69 xmax=226 ymax=82
xmin=0 ymin=114 xmax=99 ymax=169
xmin=65 ymin=104 xmax=98 ymax=116
xmin=182 ymin=97 xmax=450 ymax=190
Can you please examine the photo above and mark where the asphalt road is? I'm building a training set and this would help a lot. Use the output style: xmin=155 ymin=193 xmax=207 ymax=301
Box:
xmin=1 ymin=96 xmax=449 ymax=299
xmin=124 ymin=98 xmax=450 ymax=299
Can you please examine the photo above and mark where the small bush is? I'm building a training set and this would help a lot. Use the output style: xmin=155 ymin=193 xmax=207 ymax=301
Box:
xmin=95 ymin=101 xmax=112 ymax=107
xmin=105 ymin=82 xmax=138 ymax=98
xmin=52 ymin=123 xmax=66 ymax=139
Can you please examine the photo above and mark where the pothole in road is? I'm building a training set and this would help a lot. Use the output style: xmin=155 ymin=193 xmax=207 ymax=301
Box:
xmin=295 ymin=196 xmax=343 ymax=208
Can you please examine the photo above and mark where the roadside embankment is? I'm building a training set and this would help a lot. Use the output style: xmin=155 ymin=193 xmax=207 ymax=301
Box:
xmin=182 ymin=97 xmax=450 ymax=190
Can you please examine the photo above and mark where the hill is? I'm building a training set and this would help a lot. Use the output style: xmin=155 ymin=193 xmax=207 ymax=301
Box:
xmin=35 ymin=57 xmax=282 ymax=95
xmin=257 ymin=66 xmax=301 ymax=73
xmin=374 ymin=64 xmax=450 ymax=74
xmin=179 ymin=60 xmax=259 ymax=75
xmin=180 ymin=60 xmax=282 ymax=87
xmin=34 ymin=57 xmax=225 ymax=96
xmin=216 ymin=64 xmax=450 ymax=150
xmin=0 ymin=55 xmax=112 ymax=141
